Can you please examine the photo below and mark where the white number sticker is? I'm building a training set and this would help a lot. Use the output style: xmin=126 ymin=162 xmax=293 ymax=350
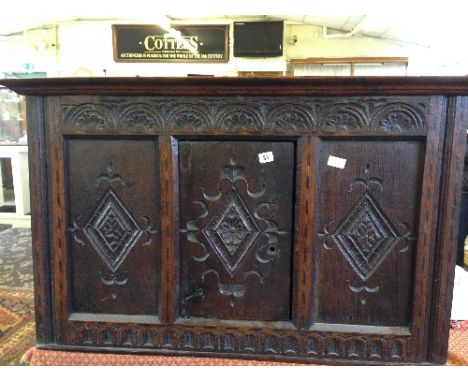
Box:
xmin=327 ymin=155 xmax=347 ymax=169
xmin=258 ymin=151 xmax=274 ymax=163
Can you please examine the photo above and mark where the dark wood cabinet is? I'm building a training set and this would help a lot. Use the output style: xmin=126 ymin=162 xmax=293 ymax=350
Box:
xmin=1 ymin=77 xmax=467 ymax=364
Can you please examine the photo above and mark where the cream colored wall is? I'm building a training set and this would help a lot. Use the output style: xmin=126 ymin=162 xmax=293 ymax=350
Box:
xmin=2 ymin=19 xmax=468 ymax=77
xmin=285 ymin=24 xmax=410 ymax=58
xmin=55 ymin=20 xmax=288 ymax=77
xmin=0 ymin=37 xmax=32 ymax=73
xmin=284 ymin=24 xmax=468 ymax=76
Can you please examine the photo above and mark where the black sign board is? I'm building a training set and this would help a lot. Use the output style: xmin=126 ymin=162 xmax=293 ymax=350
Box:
xmin=113 ymin=24 xmax=229 ymax=63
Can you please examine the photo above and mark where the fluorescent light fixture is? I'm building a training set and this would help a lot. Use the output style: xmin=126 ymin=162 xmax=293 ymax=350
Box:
xmin=164 ymin=28 xmax=198 ymax=54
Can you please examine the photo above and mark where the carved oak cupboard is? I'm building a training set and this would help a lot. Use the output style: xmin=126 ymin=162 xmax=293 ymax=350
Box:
xmin=1 ymin=77 xmax=466 ymax=365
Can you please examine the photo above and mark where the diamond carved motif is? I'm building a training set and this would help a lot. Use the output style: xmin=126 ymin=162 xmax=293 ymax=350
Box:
xmin=203 ymin=187 xmax=260 ymax=275
xmin=84 ymin=189 xmax=142 ymax=272
xmin=334 ymin=193 xmax=399 ymax=280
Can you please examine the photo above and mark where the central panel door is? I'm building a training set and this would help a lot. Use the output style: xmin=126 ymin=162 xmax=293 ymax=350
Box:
xmin=179 ymin=141 xmax=295 ymax=321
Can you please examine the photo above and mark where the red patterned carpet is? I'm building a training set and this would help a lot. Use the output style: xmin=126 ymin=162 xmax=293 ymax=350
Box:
xmin=20 ymin=327 xmax=468 ymax=366
xmin=0 ymin=228 xmax=35 ymax=365
xmin=447 ymin=323 xmax=468 ymax=366
xmin=0 ymin=287 xmax=35 ymax=365
xmin=22 ymin=348 xmax=306 ymax=366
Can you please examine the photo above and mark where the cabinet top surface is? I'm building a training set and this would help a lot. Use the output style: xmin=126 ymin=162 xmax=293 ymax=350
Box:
xmin=3 ymin=76 xmax=468 ymax=96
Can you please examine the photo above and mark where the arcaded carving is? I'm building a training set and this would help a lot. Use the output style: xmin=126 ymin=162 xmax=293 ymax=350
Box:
xmin=63 ymin=103 xmax=113 ymax=130
xmin=215 ymin=104 xmax=263 ymax=130
xmin=117 ymin=103 xmax=163 ymax=130
xmin=370 ymin=102 xmax=425 ymax=132
xmin=61 ymin=97 xmax=428 ymax=135
xmin=265 ymin=103 xmax=315 ymax=131
xmin=318 ymin=103 xmax=368 ymax=132
xmin=166 ymin=103 xmax=212 ymax=130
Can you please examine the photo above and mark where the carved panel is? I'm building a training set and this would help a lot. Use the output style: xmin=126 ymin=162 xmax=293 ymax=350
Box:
xmin=66 ymin=138 xmax=160 ymax=315
xmin=334 ymin=192 xmax=399 ymax=279
xmin=179 ymin=141 xmax=294 ymax=321
xmin=83 ymin=188 xmax=143 ymax=273
xmin=316 ymin=140 xmax=423 ymax=326
xmin=330 ymin=164 xmax=404 ymax=280
xmin=202 ymin=185 xmax=261 ymax=275
xmin=60 ymin=96 xmax=429 ymax=135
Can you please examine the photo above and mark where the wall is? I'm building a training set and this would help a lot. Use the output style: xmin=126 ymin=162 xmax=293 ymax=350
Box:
xmin=55 ymin=20 xmax=288 ymax=77
xmin=2 ymin=19 xmax=468 ymax=77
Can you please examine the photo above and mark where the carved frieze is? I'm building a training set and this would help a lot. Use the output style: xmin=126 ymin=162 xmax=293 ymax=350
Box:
xmin=61 ymin=97 xmax=429 ymax=135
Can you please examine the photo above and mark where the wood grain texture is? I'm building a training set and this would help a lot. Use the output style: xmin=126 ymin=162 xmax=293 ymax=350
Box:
xmin=45 ymin=96 xmax=68 ymax=344
xmin=25 ymin=96 xmax=54 ymax=344
xmin=428 ymin=96 xmax=468 ymax=364
xmin=159 ymin=136 xmax=180 ymax=323
xmin=7 ymin=78 xmax=465 ymax=365
xmin=407 ymin=96 xmax=447 ymax=363
xmin=291 ymin=136 xmax=316 ymax=329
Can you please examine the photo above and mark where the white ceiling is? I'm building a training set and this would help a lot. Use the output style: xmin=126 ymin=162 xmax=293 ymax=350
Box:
xmin=1 ymin=0 xmax=466 ymax=49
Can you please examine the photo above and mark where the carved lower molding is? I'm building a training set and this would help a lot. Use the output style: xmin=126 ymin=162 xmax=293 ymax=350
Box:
xmin=70 ymin=323 xmax=409 ymax=362
xmin=61 ymin=97 xmax=429 ymax=135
